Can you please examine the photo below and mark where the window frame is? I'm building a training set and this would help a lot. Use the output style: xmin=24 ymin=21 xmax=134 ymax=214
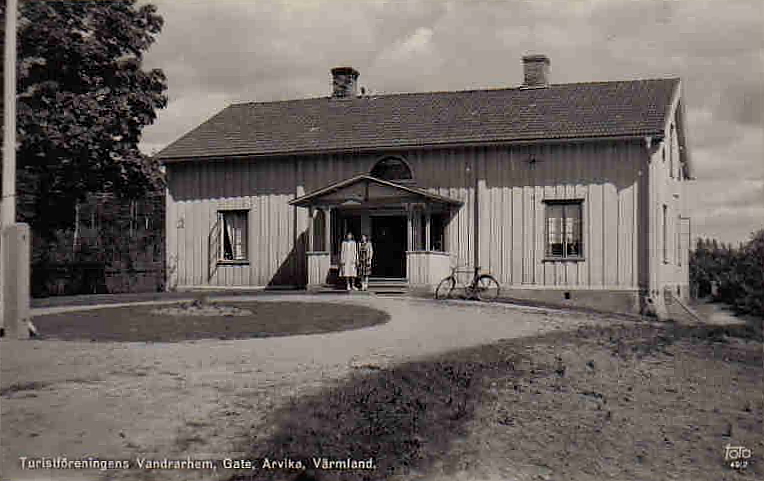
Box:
xmin=418 ymin=211 xmax=447 ymax=252
xmin=676 ymin=214 xmax=682 ymax=266
xmin=429 ymin=212 xmax=447 ymax=253
xmin=370 ymin=156 xmax=414 ymax=183
xmin=543 ymin=199 xmax=585 ymax=261
xmin=218 ymin=209 xmax=249 ymax=265
xmin=662 ymin=204 xmax=669 ymax=264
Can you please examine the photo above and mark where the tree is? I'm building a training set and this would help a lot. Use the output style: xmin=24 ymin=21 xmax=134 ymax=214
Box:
xmin=736 ymin=229 xmax=764 ymax=317
xmin=1 ymin=0 xmax=167 ymax=239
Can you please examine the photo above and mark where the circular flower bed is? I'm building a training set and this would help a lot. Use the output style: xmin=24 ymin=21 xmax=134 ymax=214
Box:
xmin=33 ymin=300 xmax=389 ymax=342
xmin=150 ymin=299 xmax=253 ymax=317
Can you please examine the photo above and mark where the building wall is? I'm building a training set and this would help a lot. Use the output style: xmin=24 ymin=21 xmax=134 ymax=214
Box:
xmin=647 ymin=97 xmax=691 ymax=307
xmin=473 ymin=141 xmax=645 ymax=291
xmin=165 ymin=140 xmax=647 ymax=293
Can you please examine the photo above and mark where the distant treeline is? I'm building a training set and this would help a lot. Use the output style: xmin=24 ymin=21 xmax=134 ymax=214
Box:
xmin=690 ymin=229 xmax=764 ymax=318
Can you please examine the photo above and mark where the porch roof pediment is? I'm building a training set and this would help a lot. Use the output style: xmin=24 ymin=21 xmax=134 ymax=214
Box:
xmin=289 ymin=175 xmax=463 ymax=208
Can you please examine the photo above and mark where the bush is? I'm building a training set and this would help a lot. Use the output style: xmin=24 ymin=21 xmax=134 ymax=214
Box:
xmin=690 ymin=229 xmax=764 ymax=319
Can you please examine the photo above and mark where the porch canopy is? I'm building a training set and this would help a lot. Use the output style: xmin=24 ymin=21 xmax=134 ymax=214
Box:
xmin=291 ymin=174 xmax=461 ymax=252
xmin=291 ymin=175 xmax=461 ymax=286
xmin=290 ymin=174 xmax=462 ymax=210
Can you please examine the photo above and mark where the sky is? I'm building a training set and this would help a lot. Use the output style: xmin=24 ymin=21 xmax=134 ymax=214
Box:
xmin=140 ymin=0 xmax=764 ymax=245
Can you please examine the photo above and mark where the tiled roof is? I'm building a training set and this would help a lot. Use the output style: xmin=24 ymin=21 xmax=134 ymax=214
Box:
xmin=156 ymin=78 xmax=679 ymax=161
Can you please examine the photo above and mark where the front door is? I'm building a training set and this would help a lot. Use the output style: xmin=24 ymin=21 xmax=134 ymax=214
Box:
xmin=371 ymin=216 xmax=407 ymax=278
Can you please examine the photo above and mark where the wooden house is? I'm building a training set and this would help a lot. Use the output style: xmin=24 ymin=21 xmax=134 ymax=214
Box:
xmin=157 ymin=55 xmax=692 ymax=315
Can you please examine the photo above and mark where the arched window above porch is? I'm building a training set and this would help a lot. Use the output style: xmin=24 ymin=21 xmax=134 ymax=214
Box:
xmin=370 ymin=156 xmax=413 ymax=183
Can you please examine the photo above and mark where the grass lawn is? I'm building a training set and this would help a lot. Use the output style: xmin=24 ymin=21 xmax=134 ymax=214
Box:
xmin=229 ymin=322 xmax=762 ymax=481
xmin=32 ymin=301 xmax=389 ymax=342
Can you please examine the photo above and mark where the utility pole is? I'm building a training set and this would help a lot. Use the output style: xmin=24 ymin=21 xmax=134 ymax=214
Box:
xmin=2 ymin=0 xmax=31 ymax=339
xmin=2 ymin=0 xmax=17 ymax=225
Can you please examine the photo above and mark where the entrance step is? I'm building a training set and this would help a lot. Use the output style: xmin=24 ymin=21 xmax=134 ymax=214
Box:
xmin=368 ymin=278 xmax=409 ymax=295
xmin=313 ymin=278 xmax=409 ymax=295
xmin=314 ymin=284 xmax=352 ymax=294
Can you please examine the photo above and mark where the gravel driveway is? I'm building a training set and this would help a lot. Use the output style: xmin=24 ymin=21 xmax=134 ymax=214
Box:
xmin=1 ymin=295 xmax=605 ymax=481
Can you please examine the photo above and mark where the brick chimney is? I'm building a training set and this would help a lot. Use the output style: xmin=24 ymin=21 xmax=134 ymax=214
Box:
xmin=331 ymin=67 xmax=359 ymax=98
xmin=522 ymin=55 xmax=550 ymax=88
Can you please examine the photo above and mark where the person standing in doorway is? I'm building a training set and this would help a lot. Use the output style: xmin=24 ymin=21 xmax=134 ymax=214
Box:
xmin=340 ymin=232 xmax=358 ymax=291
xmin=358 ymin=234 xmax=374 ymax=291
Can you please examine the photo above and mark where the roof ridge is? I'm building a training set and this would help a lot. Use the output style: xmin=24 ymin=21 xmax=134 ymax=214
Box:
xmin=228 ymin=77 xmax=680 ymax=107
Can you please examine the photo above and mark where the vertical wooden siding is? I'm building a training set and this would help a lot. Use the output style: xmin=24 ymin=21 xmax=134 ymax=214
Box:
xmin=166 ymin=140 xmax=644 ymax=289
xmin=649 ymin=104 xmax=690 ymax=294
xmin=465 ymin=141 xmax=644 ymax=288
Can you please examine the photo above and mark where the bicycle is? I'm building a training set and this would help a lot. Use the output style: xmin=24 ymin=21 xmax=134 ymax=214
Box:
xmin=435 ymin=265 xmax=500 ymax=301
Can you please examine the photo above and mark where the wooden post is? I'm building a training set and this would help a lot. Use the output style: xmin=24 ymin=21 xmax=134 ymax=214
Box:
xmin=324 ymin=207 xmax=331 ymax=254
xmin=406 ymin=205 xmax=413 ymax=252
xmin=425 ymin=208 xmax=432 ymax=252
xmin=2 ymin=0 xmax=17 ymax=226
xmin=307 ymin=206 xmax=314 ymax=251
xmin=1 ymin=0 xmax=30 ymax=339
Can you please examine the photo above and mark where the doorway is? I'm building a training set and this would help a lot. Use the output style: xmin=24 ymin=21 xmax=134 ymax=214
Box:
xmin=371 ymin=215 xmax=407 ymax=278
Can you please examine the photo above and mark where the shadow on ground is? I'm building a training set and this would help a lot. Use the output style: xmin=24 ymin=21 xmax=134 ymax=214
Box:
xmin=228 ymin=335 xmax=533 ymax=481
xmin=228 ymin=321 xmax=762 ymax=481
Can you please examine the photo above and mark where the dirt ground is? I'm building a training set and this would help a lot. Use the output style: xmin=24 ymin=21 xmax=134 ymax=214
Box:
xmin=2 ymin=295 xmax=760 ymax=481
xmin=1 ymin=295 xmax=598 ymax=481
xmin=408 ymin=324 xmax=763 ymax=481
xmin=220 ymin=323 xmax=761 ymax=481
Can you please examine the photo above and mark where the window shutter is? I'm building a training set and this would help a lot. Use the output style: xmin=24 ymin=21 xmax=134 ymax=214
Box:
xmin=208 ymin=213 xmax=222 ymax=280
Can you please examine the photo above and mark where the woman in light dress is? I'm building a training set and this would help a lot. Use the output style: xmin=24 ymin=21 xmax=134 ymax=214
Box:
xmin=340 ymin=232 xmax=359 ymax=291
xmin=357 ymin=234 xmax=374 ymax=291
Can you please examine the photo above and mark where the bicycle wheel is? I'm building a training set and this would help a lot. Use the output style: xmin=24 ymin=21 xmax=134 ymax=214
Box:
xmin=474 ymin=275 xmax=500 ymax=301
xmin=435 ymin=277 xmax=456 ymax=300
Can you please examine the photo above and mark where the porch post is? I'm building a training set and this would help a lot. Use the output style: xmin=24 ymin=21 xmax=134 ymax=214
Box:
xmin=425 ymin=207 xmax=431 ymax=251
xmin=324 ymin=207 xmax=332 ymax=254
xmin=307 ymin=206 xmax=314 ymax=251
xmin=406 ymin=205 xmax=413 ymax=251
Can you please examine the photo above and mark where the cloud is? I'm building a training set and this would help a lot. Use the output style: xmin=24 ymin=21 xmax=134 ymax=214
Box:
xmin=139 ymin=0 xmax=764 ymax=244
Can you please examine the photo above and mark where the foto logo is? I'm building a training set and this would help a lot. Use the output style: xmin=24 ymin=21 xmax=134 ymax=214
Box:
xmin=724 ymin=444 xmax=752 ymax=470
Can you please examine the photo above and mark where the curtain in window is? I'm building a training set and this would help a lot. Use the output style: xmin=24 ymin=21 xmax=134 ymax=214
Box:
xmin=547 ymin=204 xmax=564 ymax=256
xmin=566 ymin=205 xmax=582 ymax=256
xmin=222 ymin=211 xmax=247 ymax=260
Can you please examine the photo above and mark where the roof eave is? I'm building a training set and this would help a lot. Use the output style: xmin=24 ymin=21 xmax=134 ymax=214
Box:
xmin=157 ymin=133 xmax=660 ymax=164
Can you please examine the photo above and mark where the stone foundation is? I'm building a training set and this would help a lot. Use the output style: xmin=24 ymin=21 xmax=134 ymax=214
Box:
xmin=499 ymin=288 xmax=642 ymax=315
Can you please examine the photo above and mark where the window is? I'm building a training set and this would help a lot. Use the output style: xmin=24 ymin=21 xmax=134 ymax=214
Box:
xmin=662 ymin=204 xmax=668 ymax=263
xmin=431 ymin=213 xmax=446 ymax=252
xmin=419 ymin=212 xmax=447 ymax=251
xmin=219 ymin=210 xmax=248 ymax=261
xmin=676 ymin=217 xmax=682 ymax=266
xmin=545 ymin=201 xmax=583 ymax=259
xmin=370 ymin=157 xmax=413 ymax=182
xmin=312 ymin=209 xmax=326 ymax=251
